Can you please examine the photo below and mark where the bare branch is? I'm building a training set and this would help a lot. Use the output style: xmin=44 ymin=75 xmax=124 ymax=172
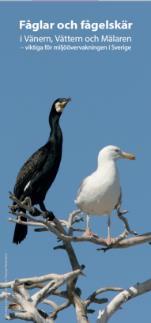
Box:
xmin=97 ymin=279 xmax=151 ymax=323
xmin=8 ymin=193 xmax=151 ymax=323
xmin=85 ymin=287 xmax=123 ymax=307
xmin=5 ymin=312 xmax=32 ymax=321
xmin=49 ymin=300 xmax=70 ymax=319
xmin=11 ymin=214 xmax=151 ymax=250
xmin=9 ymin=194 xmax=151 ymax=251
xmin=0 ymin=292 xmax=16 ymax=303
xmin=0 ymin=272 xmax=80 ymax=289
xmin=1 ymin=266 xmax=83 ymax=322
xmin=32 ymin=269 xmax=82 ymax=305
xmin=42 ymin=299 xmax=58 ymax=309
xmin=117 ymin=210 xmax=138 ymax=236
xmin=9 ymin=217 xmax=46 ymax=228
xmin=73 ymin=293 xmax=89 ymax=323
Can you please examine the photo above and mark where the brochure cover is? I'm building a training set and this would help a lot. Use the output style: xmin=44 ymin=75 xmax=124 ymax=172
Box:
xmin=0 ymin=2 xmax=151 ymax=323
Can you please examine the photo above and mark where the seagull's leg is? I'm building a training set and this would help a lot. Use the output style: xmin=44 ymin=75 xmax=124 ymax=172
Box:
xmin=83 ymin=214 xmax=91 ymax=236
xmin=83 ymin=214 xmax=98 ymax=238
xmin=86 ymin=214 xmax=90 ymax=230
xmin=106 ymin=215 xmax=112 ymax=245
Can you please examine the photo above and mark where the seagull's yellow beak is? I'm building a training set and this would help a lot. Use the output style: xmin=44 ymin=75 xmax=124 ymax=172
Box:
xmin=121 ymin=151 xmax=136 ymax=160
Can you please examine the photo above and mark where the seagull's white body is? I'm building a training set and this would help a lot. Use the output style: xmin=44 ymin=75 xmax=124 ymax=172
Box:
xmin=75 ymin=145 xmax=135 ymax=241
xmin=76 ymin=159 xmax=120 ymax=216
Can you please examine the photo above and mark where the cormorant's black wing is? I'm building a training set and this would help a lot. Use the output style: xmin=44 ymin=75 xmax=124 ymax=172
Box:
xmin=13 ymin=144 xmax=51 ymax=244
xmin=14 ymin=144 xmax=49 ymax=198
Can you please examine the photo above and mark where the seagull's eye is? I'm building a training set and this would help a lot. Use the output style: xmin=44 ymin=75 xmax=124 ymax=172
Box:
xmin=115 ymin=149 xmax=120 ymax=153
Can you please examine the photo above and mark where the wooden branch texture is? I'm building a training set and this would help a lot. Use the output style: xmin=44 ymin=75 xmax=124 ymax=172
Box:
xmin=1 ymin=194 xmax=150 ymax=322
xmin=97 ymin=279 xmax=151 ymax=323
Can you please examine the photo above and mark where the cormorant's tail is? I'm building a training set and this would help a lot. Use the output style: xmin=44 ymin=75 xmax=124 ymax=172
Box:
xmin=13 ymin=216 xmax=27 ymax=244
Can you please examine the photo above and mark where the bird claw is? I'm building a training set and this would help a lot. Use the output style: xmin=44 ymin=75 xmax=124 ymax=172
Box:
xmin=22 ymin=197 xmax=32 ymax=207
xmin=82 ymin=229 xmax=98 ymax=238
xmin=43 ymin=211 xmax=55 ymax=221
xmin=9 ymin=204 xmax=18 ymax=212
xmin=30 ymin=207 xmax=41 ymax=217
xmin=106 ymin=236 xmax=114 ymax=246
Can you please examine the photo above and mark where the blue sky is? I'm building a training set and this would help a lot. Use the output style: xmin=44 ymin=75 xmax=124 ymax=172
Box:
xmin=0 ymin=2 xmax=151 ymax=322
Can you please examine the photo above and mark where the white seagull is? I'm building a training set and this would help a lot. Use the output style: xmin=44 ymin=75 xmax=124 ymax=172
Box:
xmin=75 ymin=145 xmax=135 ymax=244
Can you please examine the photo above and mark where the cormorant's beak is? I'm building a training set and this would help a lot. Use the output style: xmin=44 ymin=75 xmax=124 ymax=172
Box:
xmin=121 ymin=151 xmax=136 ymax=160
xmin=61 ymin=97 xmax=71 ymax=108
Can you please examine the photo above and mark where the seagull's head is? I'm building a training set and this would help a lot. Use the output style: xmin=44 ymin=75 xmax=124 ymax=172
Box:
xmin=98 ymin=145 xmax=136 ymax=164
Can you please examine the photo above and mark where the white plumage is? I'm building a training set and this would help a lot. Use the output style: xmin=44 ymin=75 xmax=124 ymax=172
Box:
xmin=75 ymin=145 xmax=135 ymax=242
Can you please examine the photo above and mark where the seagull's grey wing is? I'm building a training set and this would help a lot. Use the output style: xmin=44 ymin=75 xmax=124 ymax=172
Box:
xmin=76 ymin=179 xmax=85 ymax=198
xmin=75 ymin=176 xmax=89 ymax=205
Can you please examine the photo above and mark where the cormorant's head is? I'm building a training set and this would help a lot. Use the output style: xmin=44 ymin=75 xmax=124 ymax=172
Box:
xmin=53 ymin=97 xmax=71 ymax=114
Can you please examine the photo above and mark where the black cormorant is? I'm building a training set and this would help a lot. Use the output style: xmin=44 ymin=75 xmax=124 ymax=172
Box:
xmin=12 ymin=97 xmax=71 ymax=244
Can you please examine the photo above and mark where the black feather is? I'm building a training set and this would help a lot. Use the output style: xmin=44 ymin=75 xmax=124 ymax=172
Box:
xmin=12 ymin=98 xmax=71 ymax=244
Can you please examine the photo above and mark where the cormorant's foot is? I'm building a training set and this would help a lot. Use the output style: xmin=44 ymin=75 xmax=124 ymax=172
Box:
xmin=43 ymin=211 xmax=55 ymax=221
xmin=23 ymin=197 xmax=32 ymax=207
xmin=30 ymin=207 xmax=41 ymax=217
xmin=10 ymin=204 xmax=18 ymax=212
xmin=82 ymin=228 xmax=98 ymax=238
